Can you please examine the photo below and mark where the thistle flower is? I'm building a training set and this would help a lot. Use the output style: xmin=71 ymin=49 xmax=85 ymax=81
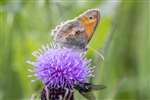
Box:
xmin=27 ymin=43 xmax=93 ymax=100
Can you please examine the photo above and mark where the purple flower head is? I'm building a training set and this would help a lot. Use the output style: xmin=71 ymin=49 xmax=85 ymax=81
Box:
xmin=27 ymin=43 xmax=93 ymax=89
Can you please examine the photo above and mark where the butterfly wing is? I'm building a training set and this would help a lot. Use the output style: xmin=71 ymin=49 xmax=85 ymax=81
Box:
xmin=52 ymin=9 xmax=100 ymax=51
xmin=77 ymin=9 xmax=100 ymax=42
xmin=53 ymin=20 xmax=88 ymax=50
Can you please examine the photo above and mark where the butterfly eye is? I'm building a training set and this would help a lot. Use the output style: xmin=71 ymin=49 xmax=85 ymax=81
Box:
xmin=89 ymin=16 xmax=94 ymax=20
xmin=75 ymin=31 xmax=80 ymax=35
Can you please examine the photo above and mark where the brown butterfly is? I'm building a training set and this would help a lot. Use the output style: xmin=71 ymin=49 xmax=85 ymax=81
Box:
xmin=52 ymin=9 xmax=100 ymax=51
xmin=51 ymin=9 xmax=105 ymax=100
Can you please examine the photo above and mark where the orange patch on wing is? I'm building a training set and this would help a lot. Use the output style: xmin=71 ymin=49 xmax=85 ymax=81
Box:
xmin=80 ymin=16 xmax=97 ymax=41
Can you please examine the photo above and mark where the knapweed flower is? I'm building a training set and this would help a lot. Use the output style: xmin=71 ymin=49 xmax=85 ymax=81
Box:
xmin=27 ymin=43 xmax=94 ymax=100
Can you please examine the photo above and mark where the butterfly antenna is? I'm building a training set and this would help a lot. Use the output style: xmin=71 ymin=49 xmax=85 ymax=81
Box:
xmin=87 ymin=22 xmax=117 ymax=60
xmin=102 ymin=21 xmax=117 ymax=56
xmin=87 ymin=45 xmax=104 ymax=61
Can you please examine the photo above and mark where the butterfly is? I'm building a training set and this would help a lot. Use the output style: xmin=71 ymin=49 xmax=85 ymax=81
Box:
xmin=52 ymin=9 xmax=100 ymax=51
xmin=51 ymin=9 xmax=105 ymax=100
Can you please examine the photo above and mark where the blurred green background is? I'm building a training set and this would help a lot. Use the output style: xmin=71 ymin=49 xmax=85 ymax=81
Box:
xmin=0 ymin=0 xmax=149 ymax=100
